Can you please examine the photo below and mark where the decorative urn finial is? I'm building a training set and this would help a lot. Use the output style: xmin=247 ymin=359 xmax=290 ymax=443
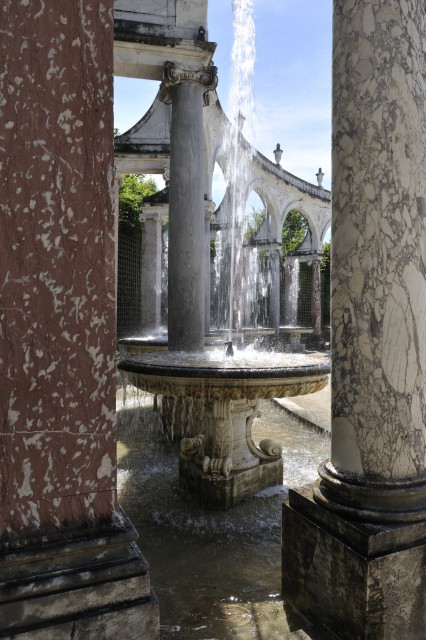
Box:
xmin=273 ymin=143 xmax=283 ymax=166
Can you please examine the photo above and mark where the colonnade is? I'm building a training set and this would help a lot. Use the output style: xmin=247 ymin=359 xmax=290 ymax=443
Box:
xmin=137 ymin=225 xmax=325 ymax=337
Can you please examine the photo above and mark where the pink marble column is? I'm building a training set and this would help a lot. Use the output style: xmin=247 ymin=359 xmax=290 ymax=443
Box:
xmin=1 ymin=0 xmax=116 ymax=539
xmin=0 ymin=3 xmax=158 ymax=636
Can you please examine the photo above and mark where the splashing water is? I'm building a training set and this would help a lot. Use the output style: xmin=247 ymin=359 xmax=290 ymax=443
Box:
xmin=284 ymin=258 xmax=300 ymax=327
xmin=227 ymin=0 xmax=256 ymax=339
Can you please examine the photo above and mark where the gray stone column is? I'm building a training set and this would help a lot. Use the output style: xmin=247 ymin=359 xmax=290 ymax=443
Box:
xmin=160 ymin=62 xmax=217 ymax=352
xmin=282 ymin=2 xmax=426 ymax=637
xmin=140 ymin=211 xmax=163 ymax=333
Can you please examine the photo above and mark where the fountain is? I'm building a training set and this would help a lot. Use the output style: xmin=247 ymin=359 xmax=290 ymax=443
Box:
xmin=118 ymin=0 xmax=330 ymax=508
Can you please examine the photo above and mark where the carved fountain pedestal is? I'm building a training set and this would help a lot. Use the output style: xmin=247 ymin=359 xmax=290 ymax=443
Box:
xmin=118 ymin=352 xmax=330 ymax=509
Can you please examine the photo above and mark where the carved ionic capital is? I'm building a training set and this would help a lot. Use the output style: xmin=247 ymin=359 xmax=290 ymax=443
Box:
xmin=159 ymin=61 xmax=218 ymax=105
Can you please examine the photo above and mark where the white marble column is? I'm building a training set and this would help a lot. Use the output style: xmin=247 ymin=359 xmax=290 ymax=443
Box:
xmin=314 ymin=0 xmax=426 ymax=523
xmin=140 ymin=211 xmax=163 ymax=333
xmin=160 ymin=62 xmax=217 ymax=351
xmin=283 ymin=4 xmax=426 ymax=637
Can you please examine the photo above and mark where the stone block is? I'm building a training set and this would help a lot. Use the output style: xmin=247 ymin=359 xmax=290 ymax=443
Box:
xmin=4 ymin=590 xmax=159 ymax=640
xmin=180 ymin=457 xmax=283 ymax=509
xmin=0 ymin=514 xmax=160 ymax=639
xmin=282 ymin=483 xmax=426 ymax=640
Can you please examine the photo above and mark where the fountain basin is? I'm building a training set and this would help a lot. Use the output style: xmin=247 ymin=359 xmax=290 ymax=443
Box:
xmin=118 ymin=351 xmax=329 ymax=400
xmin=118 ymin=351 xmax=330 ymax=508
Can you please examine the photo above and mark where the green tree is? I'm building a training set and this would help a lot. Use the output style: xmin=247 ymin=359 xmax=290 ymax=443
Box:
xmin=119 ymin=174 xmax=158 ymax=230
xmin=244 ymin=207 xmax=266 ymax=240
xmin=281 ymin=209 xmax=308 ymax=254
xmin=321 ymin=241 xmax=330 ymax=271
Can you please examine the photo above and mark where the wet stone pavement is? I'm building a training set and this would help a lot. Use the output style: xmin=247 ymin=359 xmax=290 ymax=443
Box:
xmin=117 ymin=387 xmax=332 ymax=639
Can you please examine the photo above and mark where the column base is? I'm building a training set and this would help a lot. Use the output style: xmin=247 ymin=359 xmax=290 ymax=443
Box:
xmin=0 ymin=509 xmax=159 ymax=639
xmin=282 ymin=482 xmax=426 ymax=640
xmin=179 ymin=456 xmax=283 ymax=509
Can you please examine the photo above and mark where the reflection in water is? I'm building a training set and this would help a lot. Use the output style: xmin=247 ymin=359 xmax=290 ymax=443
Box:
xmin=117 ymin=390 xmax=329 ymax=639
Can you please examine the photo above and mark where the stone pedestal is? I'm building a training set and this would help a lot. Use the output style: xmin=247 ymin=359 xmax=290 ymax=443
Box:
xmin=283 ymin=486 xmax=426 ymax=640
xmin=179 ymin=398 xmax=283 ymax=508
xmin=0 ymin=510 xmax=159 ymax=639
xmin=118 ymin=353 xmax=330 ymax=510
xmin=180 ymin=456 xmax=283 ymax=510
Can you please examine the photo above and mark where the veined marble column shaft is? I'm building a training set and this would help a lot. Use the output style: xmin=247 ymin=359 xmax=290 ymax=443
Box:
xmin=160 ymin=62 xmax=217 ymax=352
xmin=311 ymin=257 xmax=321 ymax=336
xmin=315 ymin=0 xmax=426 ymax=522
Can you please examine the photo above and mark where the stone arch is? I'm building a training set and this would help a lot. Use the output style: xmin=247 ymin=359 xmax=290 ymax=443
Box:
xmin=280 ymin=201 xmax=322 ymax=253
xmin=244 ymin=178 xmax=281 ymax=241
xmin=320 ymin=219 xmax=331 ymax=245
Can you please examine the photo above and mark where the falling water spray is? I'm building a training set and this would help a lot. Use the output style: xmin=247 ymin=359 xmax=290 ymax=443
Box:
xmin=227 ymin=0 xmax=256 ymax=344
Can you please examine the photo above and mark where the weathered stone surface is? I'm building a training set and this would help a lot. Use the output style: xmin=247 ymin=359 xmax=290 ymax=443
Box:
xmin=4 ymin=590 xmax=159 ymax=640
xmin=283 ymin=487 xmax=426 ymax=640
xmin=0 ymin=512 xmax=159 ymax=637
xmin=180 ymin=456 xmax=283 ymax=509
xmin=114 ymin=0 xmax=209 ymax=40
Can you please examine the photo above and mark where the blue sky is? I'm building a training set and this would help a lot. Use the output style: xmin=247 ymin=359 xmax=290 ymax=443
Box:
xmin=114 ymin=1 xmax=332 ymax=191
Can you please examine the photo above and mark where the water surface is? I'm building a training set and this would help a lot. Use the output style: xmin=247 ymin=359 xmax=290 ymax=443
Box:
xmin=117 ymin=391 xmax=330 ymax=639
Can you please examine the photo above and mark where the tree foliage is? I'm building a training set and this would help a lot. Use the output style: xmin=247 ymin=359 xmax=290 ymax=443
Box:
xmin=244 ymin=207 xmax=266 ymax=240
xmin=119 ymin=174 xmax=158 ymax=230
xmin=281 ymin=209 xmax=309 ymax=255
xmin=321 ymin=241 xmax=330 ymax=270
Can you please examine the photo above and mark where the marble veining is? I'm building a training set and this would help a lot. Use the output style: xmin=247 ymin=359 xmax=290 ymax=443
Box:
xmin=331 ymin=0 xmax=426 ymax=480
